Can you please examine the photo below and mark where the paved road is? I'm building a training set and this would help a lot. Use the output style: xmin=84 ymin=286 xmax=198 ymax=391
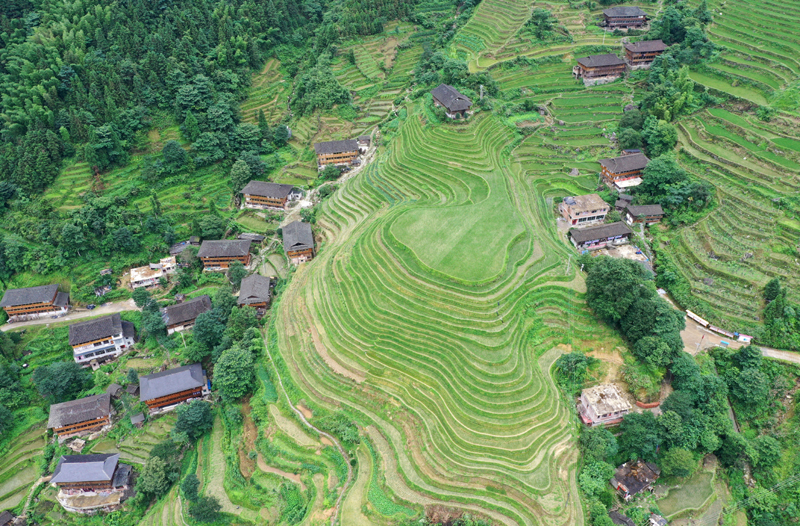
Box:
xmin=1 ymin=299 xmax=138 ymax=332
xmin=682 ymin=320 xmax=800 ymax=365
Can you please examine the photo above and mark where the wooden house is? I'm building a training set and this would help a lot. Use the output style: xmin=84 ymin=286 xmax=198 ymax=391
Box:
xmin=237 ymin=274 xmax=272 ymax=317
xmin=599 ymin=153 xmax=650 ymax=190
xmin=573 ymin=54 xmax=626 ymax=84
xmin=559 ymin=194 xmax=610 ymax=227
xmin=0 ymin=284 xmax=69 ymax=321
xmin=603 ymin=6 xmax=647 ymax=29
xmin=625 ymin=204 xmax=664 ymax=225
xmin=240 ymin=181 xmax=296 ymax=210
xmin=47 ymin=394 xmax=113 ymax=437
xmin=431 ymin=84 xmax=472 ymax=118
xmin=610 ymin=460 xmax=661 ymax=500
xmin=282 ymin=221 xmax=315 ymax=264
xmin=578 ymin=384 xmax=631 ymax=426
xmin=314 ymin=139 xmax=359 ymax=168
xmin=624 ymin=40 xmax=667 ymax=67
xmin=50 ymin=453 xmax=131 ymax=492
xmin=162 ymin=295 xmax=211 ymax=334
xmin=197 ymin=240 xmax=252 ymax=270
xmin=139 ymin=363 xmax=209 ymax=410
xmin=569 ymin=222 xmax=632 ymax=251
xmin=69 ymin=313 xmax=135 ymax=366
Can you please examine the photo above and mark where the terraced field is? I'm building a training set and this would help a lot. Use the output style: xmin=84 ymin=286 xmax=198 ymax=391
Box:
xmin=0 ymin=427 xmax=46 ymax=512
xmin=660 ymin=107 xmax=800 ymax=330
xmin=271 ymin=99 xmax=640 ymax=524
xmin=689 ymin=0 xmax=800 ymax=104
xmin=240 ymin=58 xmax=291 ymax=124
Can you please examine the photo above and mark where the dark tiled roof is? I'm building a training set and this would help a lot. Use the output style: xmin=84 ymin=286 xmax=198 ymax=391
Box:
xmin=431 ymin=84 xmax=472 ymax=112
xmin=626 ymin=204 xmax=664 ymax=216
xmin=47 ymin=394 xmax=112 ymax=429
xmin=112 ymin=463 xmax=131 ymax=487
xmin=625 ymin=39 xmax=667 ymax=53
xmin=50 ymin=453 xmax=119 ymax=484
xmin=0 ymin=511 xmax=14 ymax=526
xmin=0 ymin=284 xmax=59 ymax=308
xmin=604 ymin=6 xmax=647 ymax=17
xmin=130 ymin=413 xmax=145 ymax=425
xmin=282 ymin=221 xmax=314 ymax=253
xmin=358 ymin=135 xmax=371 ymax=142
xmin=139 ymin=363 xmax=205 ymax=401
xmin=576 ymin=54 xmax=626 ymax=68
xmin=599 ymin=153 xmax=650 ymax=174
xmin=240 ymin=180 xmax=295 ymax=199
xmin=608 ymin=511 xmax=636 ymax=526
xmin=238 ymin=274 xmax=272 ymax=305
xmin=569 ymin=222 xmax=632 ymax=243
xmin=69 ymin=314 xmax=123 ymax=346
xmin=162 ymin=295 xmax=212 ymax=326
xmin=122 ymin=320 xmax=135 ymax=340
xmin=238 ymin=233 xmax=266 ymax=242
xmin=126 ymin=384 xmax=139 ymax=395
xmin=197 ymin=240 xmax=251 ymax=258
xmin=611 ymin=460 xmax=661 ymax=496
xmin=106 ymin=384 xmax=123 ymax=396
xmin=313 ymin=139 xmax=359 ymax=155
xmin=54 ymin=292 xmax=70 ymax=307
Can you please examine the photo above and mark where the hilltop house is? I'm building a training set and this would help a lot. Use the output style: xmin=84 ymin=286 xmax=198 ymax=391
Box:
xmin=625 ymin=204 xmax=664 ymax=225
xmin=611 ymin=460 xmax=661 ymax=500
xmin=624 ymin=40 xmax=667 ymax=67
xmin=197 ymin=240 xmax=252 ymax=270
xmin=130 ymin=256 xmax=177 ymax=289
xmin=139 ymin=363 xmax=209 ymax=411
xmin=569 ymin=222 xmax=632 ymax=251
xmin=240 ymin=181 xmax=298 ymax=210
xmin=314 ymin=139 xmax=360 ymax=168
xmin=69 ymin=313 xmax=135 ymax=366
xmin=600 ymin=153 xmax=650 ymax=190
xmin=237 ymin=274 xmax=272 ymax=317
xmin=162 ymin=295 xmax=211 ymax=334
xmin=47 ymin=394 xmax=113 ymax=438
xmin=431 ymin=84 xmax=473 ymax=118
xmin=0 ymin=284 xmax=69 ymax=321
xmin=282 ymin=220 xmax=315 ymax=264
xmin=578 ymin=384 xmax=632 ymax=426
xmin=50 ymin=453 xmax=132 ymax=513
xmin=603 ymin=6 xmax=648 ymax=29
xmin=573 ymin=54 xmax=626 ymax=85
xmin=559 ymin=194 xmax=610 ymax=227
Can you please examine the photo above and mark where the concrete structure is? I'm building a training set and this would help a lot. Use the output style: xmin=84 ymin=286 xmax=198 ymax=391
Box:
xmin=431 ymin=84 xmax=472 ymax=118
xmin=314 ymin=139 xmax=359 ymax=168
xmin=130 ymin=257 xmax=177 ymax=289
xmin=559 ymin=194 xmax=610 ymax=227
xmin=600 ymin=153 xmax=650 ymax=190
xmin=197 ymin=240 xmax=252 ymax=270
xmin=139 ymin=363 xmax=209 ymax=411
xmin=357 ymin=134 xmax=371 ymax=153
xmin=51 ymin=453 xmax=132 ymax=513
xmin=0 ymin=284 xmax=69 ymax=322
xmin=624 ymin=40 xmax=667 ymax=68
xmin=282 ymin=221 xmax=315 ymax=264
xmin=573 ymin=54 xmax=626 ymax=85
xmin=625 ymin=204 xmax=664 ymax=225
xmin=649 ymin=514 xmax=668 ymax=526
xmin=69 ymin=313 xmax=135 ymax=366
xmin=569 ymin=222 xmax=632 ymax=251
xmin=603 ymin=6 xmax=647 ymax=29
xmin=237 ymin=274 xmax=272 ymax=317
xmin=48 ymin=394 xmax=113 ymax=438
xmin=162 ymin=295 xmax=211 ymax=334
xmin=611 ymin=460 xmax=661 ymax=500
xmin=578 ymin=384 xmax=632 ymax=426
xmin=240 ymin=181 xmax=297 ymax=210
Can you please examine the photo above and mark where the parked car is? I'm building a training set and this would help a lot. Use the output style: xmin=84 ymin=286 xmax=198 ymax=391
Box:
xmin=87 ymin=304 xmax=96 ymax=310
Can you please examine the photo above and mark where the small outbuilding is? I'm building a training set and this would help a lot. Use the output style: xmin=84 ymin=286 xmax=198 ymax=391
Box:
xmin=106 ymin=384 xmax=123 ymax=398
xmin=431 ymin=84 xmax=472 ymax=118
xmin=126 ymin=384 xmax=140 ymax=397
xmin=611 ymin=460 xmax=661 ymax=500
xmin=130 ymin=413 xmax=145 ymax=428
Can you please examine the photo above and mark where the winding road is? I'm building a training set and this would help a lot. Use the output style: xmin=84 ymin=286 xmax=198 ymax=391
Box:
xmin=1 ymin=299 xmax=138 ymax=332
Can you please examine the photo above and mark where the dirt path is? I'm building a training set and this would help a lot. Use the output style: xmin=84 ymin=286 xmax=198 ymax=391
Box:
xmin=256 ymin=453 xmax=307 ymax=490
xmin=2 ymin=299 xmax=138 ymax=332
xmin=680 ymin=319 xmax=800 ymax=364
xmin=262 ymin=332 xmax=354 ymax=526
xmin=21 ymin=476 xmax=46 ymax=517
xmin=340 ymin=445 xmax=378 ymax=526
